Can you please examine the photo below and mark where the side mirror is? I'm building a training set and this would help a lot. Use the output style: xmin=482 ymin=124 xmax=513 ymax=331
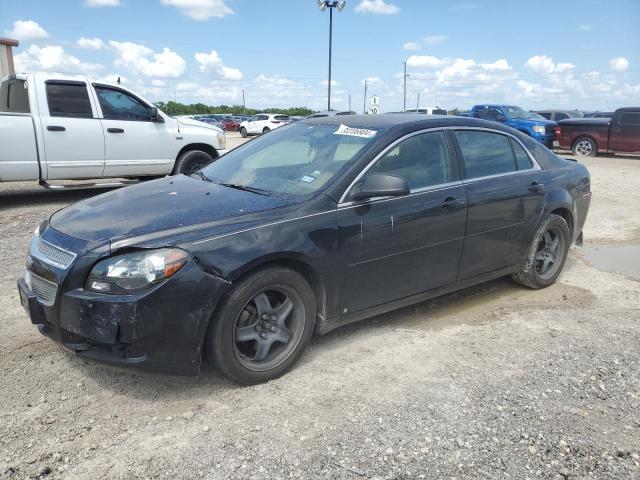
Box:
xmin=350 ymin=173 xmax=410 ymax=201
xmin=496 ymin=114 xmax=506 ymax=122
xmin=150 ymin=107 xmax=162 ymax=122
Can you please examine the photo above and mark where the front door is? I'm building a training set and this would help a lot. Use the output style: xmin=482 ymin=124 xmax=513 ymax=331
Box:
xmin=93 ymin=85 xmax=175 ymax=178
xmin=610 ymin=110 xmax=640 ymax=153
xmin=39 ymin=81 xmax=104 ymax=180
xmin=453 ymin=129 xmax=545 ymax=279
xmin=338 ymin=130 xmax=467 ymax=314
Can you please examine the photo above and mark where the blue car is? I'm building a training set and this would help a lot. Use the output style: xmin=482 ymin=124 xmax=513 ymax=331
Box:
xmin=471 ymin=105 xmax=556 ymax=148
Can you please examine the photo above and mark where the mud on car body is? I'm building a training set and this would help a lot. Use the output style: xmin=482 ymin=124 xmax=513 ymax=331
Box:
xmin=19 ymin=115 xmax=591 ymax=384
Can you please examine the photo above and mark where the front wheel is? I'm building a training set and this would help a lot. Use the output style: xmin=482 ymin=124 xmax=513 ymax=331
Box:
xmin=512 ymin=214 xmax=571 ymax=289
xmin=240 ymin=127 xmax=248 ymax=138
xmin=173 ymin=150 xmax=215 ymax=176
xmin=572 ymin=137 xmax=597 ymax=157
xmin=205 ymin=267 xmax=316 ymax=385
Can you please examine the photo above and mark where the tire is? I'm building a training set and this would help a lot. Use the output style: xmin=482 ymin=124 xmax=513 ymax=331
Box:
xmin=240 ymin=127 xmax=248 ymax=138
xmin=205 ymin=267 xmax=316 ymax=385
xmin=262 ymin=127 xmax=270 ymax=134
xmin=173 ymin=150 xmax=215 ymax=176
xmin=512 ymin=214 xmax=571 ymax=289
xmin=572 ymin=136 xmax=597 ymax=157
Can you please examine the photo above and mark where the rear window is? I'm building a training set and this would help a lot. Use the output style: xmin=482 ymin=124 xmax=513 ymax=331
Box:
xmin=274 ymin=115 xmax=290 ymax=121
xmin=46 ymin=82 xmax=93 ymax=118
xmin=619 ymin=111 xmax=640 ymax=125
xmin=455 ymin=130 xmax=516 ymax=179
xmin=0 ymin=79 xmax=30 ymax=113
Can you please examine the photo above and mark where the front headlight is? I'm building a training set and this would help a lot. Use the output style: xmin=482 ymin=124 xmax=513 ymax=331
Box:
xmin=532 ymin=125 xmax=546 ymax=134
xmin=87 ymin=248 xmax=190 ymax=293
xmin=217 ymin=132 xmax=226 ymax=150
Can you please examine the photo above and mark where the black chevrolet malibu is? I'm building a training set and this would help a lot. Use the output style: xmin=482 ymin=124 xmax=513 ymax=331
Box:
xmin=18 ymin=115 xmax=591 ymax=384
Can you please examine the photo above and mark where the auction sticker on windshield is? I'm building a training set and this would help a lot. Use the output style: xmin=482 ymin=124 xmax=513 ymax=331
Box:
xmin=334 ymin=124 xmax=377 ymax=138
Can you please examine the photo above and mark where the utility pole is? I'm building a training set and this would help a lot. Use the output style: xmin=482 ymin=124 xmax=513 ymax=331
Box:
xmin=363 ymin=80 xmax=367 ymax=113
xmin=242 ymin=89 xmax=246 ymax=115
xmin=403 ymin=61 xmax=407 ymax=111
xmin=348 ymin=93 xmax=351 ymax=111
xmin=416 ymin=92 xmax=420 ymax=110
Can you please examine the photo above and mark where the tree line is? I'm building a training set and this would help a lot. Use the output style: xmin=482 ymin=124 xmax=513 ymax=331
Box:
xmin=154 ymin=101 xmax=316 ymax=117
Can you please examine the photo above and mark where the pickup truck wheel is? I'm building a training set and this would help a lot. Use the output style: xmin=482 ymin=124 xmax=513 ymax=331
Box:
xmin=512 ymin=214 xmax=570 ymax=289
xmin=173 ymin=150 xmax=215 ymax=176
xmin=240 ymin=127 xmax=248 ymax=138
xmin=262 ymin=127 xmax=270 ymax=134
xmin=572 ymin=137 xmax=597 ymax=157
xmin=205 ymin=267 xmax=316 ymax=385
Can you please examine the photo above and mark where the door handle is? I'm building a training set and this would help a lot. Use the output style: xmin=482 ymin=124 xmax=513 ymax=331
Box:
xmin=528 ymin=182 xmax=545 ymax=193
xmin=107 ymin=128 xmax=125 ymax=133
xmin=47 ymin=126 xmax=65 ymax=132
xmin=440 ymin=197 xmax=466 ymax=209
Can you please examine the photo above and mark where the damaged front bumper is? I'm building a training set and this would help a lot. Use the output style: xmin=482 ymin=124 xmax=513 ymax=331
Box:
xmin=18 ymin=228 xmax=230 ymax=375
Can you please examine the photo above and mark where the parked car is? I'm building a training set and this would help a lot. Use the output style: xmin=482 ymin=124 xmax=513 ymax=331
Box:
xmin=471 ymin=105 xmax=557 ymax=147
xmin=193 ymin=116 xmax=226 ymax=131
xmin=584 ymin=111 xmax=614 ymax=119
xmin=219 ymin=116 xmax=240 ymax=131
xmin=239 ymin=113 xmax=290 ymax=137
xmin=554 ymin=107 xmax=640 ymax=156
xmin=0 ymin=74 xmax=227 ymax=186
xmin=403 ymin=107 xmax=447 ymax=115
xmin=534 ymin=110 xmax=584 ymax=122
xmin=19 ymin=114 xmax=591 ymax=384
xmin=307 ymin=110 xmax=356 ymax=118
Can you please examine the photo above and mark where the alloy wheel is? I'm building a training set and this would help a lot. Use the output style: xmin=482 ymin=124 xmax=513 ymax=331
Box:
xmin=575 ymin=140 xmax=593 ymax=156
xmin=534 ymin=226 xmax=565 ymax=280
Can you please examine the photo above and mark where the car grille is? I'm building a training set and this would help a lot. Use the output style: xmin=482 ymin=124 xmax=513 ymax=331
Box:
xmin=32 ymin=237 xmax=77 ymax=269
xmin=26 ymin=271 xmax=58 ymax=306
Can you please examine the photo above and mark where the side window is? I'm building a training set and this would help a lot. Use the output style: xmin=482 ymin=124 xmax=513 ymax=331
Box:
xmin=509 ymin=138 xmax=534 ymax=170
xmin=619 ymin=112 xmax=640 ymax=125
xmin=367 ymin=131 xmax=452 ymax=190
xmin=485 ymin=108 xmax=503 ymax=121
xmin=556 ymin=113 xmax=569 ymax=120
xmin=455 ymin=130 xmax=516 ymax=179
xmin=94 ymin=86 xmax=150 ymax=121
xmin=472 ymin=107 xmax=486 ymax=119
xmin=45 ymin=82 xmax=93 ymax=118
xmin=538 ymin=112 xmax=551 ymax=120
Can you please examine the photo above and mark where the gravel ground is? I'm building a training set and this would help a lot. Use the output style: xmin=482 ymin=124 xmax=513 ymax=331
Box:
xmin=0 ymin=152 xmax=639 ymax=480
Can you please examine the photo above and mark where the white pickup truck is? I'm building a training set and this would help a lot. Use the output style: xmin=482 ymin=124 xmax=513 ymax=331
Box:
xmin=0 ymin=73 xmax=228 ymax=187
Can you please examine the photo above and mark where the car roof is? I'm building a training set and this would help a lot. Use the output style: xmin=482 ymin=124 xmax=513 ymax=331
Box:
xmin=299 ymin=113 xmax=502 ymax=130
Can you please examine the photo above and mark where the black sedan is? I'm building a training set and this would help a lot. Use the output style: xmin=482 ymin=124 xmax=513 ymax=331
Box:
xmin=18 ymin=115 xmax=591 ymax=384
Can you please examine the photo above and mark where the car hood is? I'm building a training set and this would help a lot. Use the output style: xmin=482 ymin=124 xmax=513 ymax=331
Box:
xmin=177 ymin=116 xmax=223 ymax=133
xmin=49 ymin=175 xmax=289 ymax=243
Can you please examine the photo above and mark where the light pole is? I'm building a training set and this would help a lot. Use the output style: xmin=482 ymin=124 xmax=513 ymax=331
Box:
xmin=402 ymin=61 xmax=411 ymax=111
xmin=363 ymin=79 xmax=367 ymax=113
xmin=318 ymin=0 xmax=346 ymax=111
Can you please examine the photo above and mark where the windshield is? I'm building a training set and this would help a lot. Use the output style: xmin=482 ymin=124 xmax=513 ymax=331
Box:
xmin=504 ymin=106 xmax=536 ymax=120
xmin=200 ymin=123 xmax=381 ymax=197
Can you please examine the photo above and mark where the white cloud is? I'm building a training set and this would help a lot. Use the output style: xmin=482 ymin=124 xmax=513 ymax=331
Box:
xmin=195 ymin=49 xmax=243 ymax=80
xmin=355 ymin=0 xmax=399 ymax=15
xmin=578 ymin=24 xmax=592 ymax=31
xmin=609 ymin=57 xmax=629 ymax=72
xmin=407 ymin=55 xmax=448 ymax=68
xmin=480 ymin=59 xmax=511 ymax=71
xmin=403 ymin=42 xmax=421 ymax=51
xmin=160 ymin=0 xmax=233 ymax=20
xmin=77 ymin=37 xmax=105 ymax=50
xmin=84 ymin=0 xmax=120 ymax=6
xmin=424 ymin=34 xmax=448 ymax=45
xmin=6 ymin=20 xmax=49 ymax=41
xmin=14 ymin=45 xmax=102 ymax=74
xmin=98 ymin=74 xmax=127 ymax=84
xmin=176 ymin=82 xmax=198 ymax=92
xmin=320 ymin=79 xmax=339 ymax=86
xmin=362 ymin=76 xmax=381 ymax=85
xmin=109 ymin=41 xmax=186 ymax=78
xmin=525 ymin=55 xmax=575 ymax=74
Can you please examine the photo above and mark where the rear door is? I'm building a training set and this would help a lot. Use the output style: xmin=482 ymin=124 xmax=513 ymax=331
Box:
xmin=453 ymin=129 xmax=545 ymax=279
xmin=38 ymin=80 xmax=105 ymax=180
xmin=609 ymin=110 xmax=640 ymax=153
xmin=93 ymin=85 xmax=175 ymax=177
xmin=338 ymin=129 xmax=467 ymax=313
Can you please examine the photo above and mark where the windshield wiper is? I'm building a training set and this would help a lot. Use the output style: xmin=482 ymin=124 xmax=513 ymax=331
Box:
xmin=191 ymin=171 xmax=213 ymax=182
xmin=218 ymin=182 xmax=271 ymax=196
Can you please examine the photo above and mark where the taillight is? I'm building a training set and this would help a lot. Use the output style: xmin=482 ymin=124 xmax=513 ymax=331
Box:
xmin=554 ymin=126 xmax=561 ymax=138
xmin=271 ymin=120 xmax=282 ymax=124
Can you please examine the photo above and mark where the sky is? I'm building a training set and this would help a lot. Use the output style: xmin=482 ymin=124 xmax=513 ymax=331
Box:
xmin=1 ymin=0 xmax=639 ymax=112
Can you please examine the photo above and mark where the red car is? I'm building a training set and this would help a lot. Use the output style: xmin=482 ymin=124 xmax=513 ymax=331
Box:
xmin=221 ymin=117 xmax=240 ymax=131
xmin=555 ymin=107 xmax=640 ymax=157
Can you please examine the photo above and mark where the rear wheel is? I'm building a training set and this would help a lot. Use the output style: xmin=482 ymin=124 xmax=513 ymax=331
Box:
xmin=512 ymin=214 xmax=570 ymax=289
xmin=262 ymin=127 xmax=270 ymax=134
xmin=205 ymin=267 xmax=316 ymax=385
xmin=173 ymin=150 xmax=215 ymax=176
xmin=240 ymin=127 xmax=248 ymax=138
xmin=572 ymin=137 xmax=597 ymax=157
